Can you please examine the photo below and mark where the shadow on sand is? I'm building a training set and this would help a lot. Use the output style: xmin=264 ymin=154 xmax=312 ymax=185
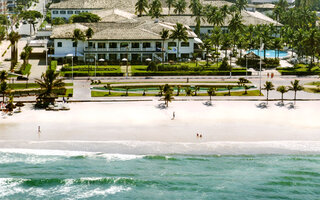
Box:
xmin=156 ymin=103 xmax=167 ymax=110
xmin=256 ymin=102 xmax=268 ymax=109
xmin=203 ymin=101 xmax=213 ymax=107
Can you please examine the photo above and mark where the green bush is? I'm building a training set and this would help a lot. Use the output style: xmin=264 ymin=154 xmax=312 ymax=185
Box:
xmin=219 ymin=57 xmax=231 ymax=71
xmin=61 ymin=71 xmax=123 ymax=77
xmin=50 ymin=60 xmax=57 ymax=71
xmin=237 ymin=58 xmax=279 ymax=69
xmin=132 ymin=71 xmax=251 ymax=76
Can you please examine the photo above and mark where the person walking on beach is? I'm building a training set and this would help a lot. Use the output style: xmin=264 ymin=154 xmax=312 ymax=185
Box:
xmin=172 ymin=111 xmax=175 ymax=120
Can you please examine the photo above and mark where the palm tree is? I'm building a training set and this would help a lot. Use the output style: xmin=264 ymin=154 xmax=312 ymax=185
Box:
xmin=277 ymin=85 xmax=288 ymax=102
xmin=207 ymin=87 xmax=215 ymax=101
xmin=125 ymin=86 xmax=129 ymax=96
xmin=202 ymin=38 xmax=212 ymax=66
xmin=149 ymin=0 xmax=162 ymax=18
xmin=244 ymin=85 xmax=250 ymax=95
xmin=227 ymin=85 xmax=233 ymax=96
xmin=221 ymin=33 xmax=231 ymax=58
xmin=8 ymin=31 xmax=21 ymax=71
xmin=107 ymin=83 xmax=112 ymax=95
xmin=72 ymin=29 xmax=85 ymax=61
xmin=194 ymin=86 xmax=200 ymax=96
xmin=170 ymin=23 xmax=188 ymax=61
xmin=176 ymin=85 xmax=181 ymax=96
xmin=272 ymin=37 xmax=282 ymax=59
xmin=164 ymin=91 xmax=174 ymax=107
xmin=166 ymin=0 xmax=176 ymax=15
xmin=163 ymin=84 xmax=171 ymax=94
xmin=228 ymin=12 xmax=244 ymax=34
xmin=235 ymin=0 xmax=248 ymax=14
xmin=160 ymin=29 xmax=169 ymax=64
xmin=211 ymin=27 xmax=222 ymax=64
xmin=20 ymin=45 xmax=32 ymax=68
xmin=0 ymin=81 xmax=8 ymax=102
xmin=220 ymin=5 xmax=230 ymax=19
xmin=0 ymin=70 xmax=8 ymax=83
xmin=85 ymin=28 xmax=94 ymax=41
xmin=184 ymin=86 xmax=192 ymax=96
xmin=189 ymin=0 xmax=202 ymax=36
xmin=288 ymin=79 xmax=303 ymax=102
xmin=135 ymin=0 xmax=149 ymax=17
xmin=35 ymin=69 xmax=65 ymax=105
xmin=263 ymin=81 xmax=275 ymax=103
xmin=173 ymin=0 xmax=187 ymax=15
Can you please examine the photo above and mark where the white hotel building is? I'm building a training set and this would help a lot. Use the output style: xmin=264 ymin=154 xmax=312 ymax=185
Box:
xmin=50 ymin=20 xmax=200 ymax=62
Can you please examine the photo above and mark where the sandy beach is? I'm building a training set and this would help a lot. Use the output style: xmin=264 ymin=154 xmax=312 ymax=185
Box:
xmin=0 ymin=100 xmax=320 ymax=154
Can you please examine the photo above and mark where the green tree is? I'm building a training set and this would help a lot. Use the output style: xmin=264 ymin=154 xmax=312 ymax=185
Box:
xmin=20 ymin=45 xmax=32 ymax=67
xmin=202 ymin=38 xmax=212 ymax=66
xmin=85 ymin=27 xmax=94 ymax=40
xmin=176 ymin=85 xmax=181 ymax=96
xmin=277 ymin=85 xmax=288 ymax=102
xmin=194 ymin=86 xmax=200 ymax=96
xmin=228 ymin=12 xmax=244 ymax=34
xmin=160 ymin=29 xmax=169 ymax=64
xmin=149 ymin=0 xmax=162 ymax=18
xmin=19 ymin=10 xmax=43 ymax=35
xmin=159 ymin=85 xmax=164 ymax=96
xmin=207 ymin=87 xmax=216 ymax=101
xmin=220 ymin=5 xmax=230 ymax=19
xmin=164 ymin=90 xmax=174 ymax=107
xmin=135 ymin=0 xmax=149 ymax=17
xmin=227 ymin=85 xmax=233 ymax=96
xmin=272 ymin=37 xmax=282 ymax=59
xmin=0 ymin=81 xmax=9 ymax=102
xmin=0 ymin=70 xmax=8 ymax=83
xmin=173 ymin=0 xmax=187 ymax=14
xmin=235 ymin=0 xmax=248 ymax=13
xmin=52 ymin=17 xmax=66 ymax=25
xmin=170 ymin=23 xmax=188 ymax=61
xmin=189 ymin=0 xmax=202 ymax=36
xmin=72 ymin=29 xmax=85 ymax=60
xmin=263 ymin=81 xmax=275 ymax=103
xmin=70 ymin=12 xmax=101 ymax=23
xmin=0 ymin=25 xmax=5 ymax=44
xmin=288 ymin=80 xmax=303 ymax=102
xmin=35 ymin=69 xmax=65 ymax=106
xmin=184 ymin=86 xmax=192 ymax=96
xmin=8 ymin=31 xmax=21 ymax=71
xmin=166 ymin=0 xmax=176 ymax=15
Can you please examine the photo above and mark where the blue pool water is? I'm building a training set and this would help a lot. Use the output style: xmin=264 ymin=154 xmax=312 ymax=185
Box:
xmin=248 ymin=50 xmax=288 ymax=58
xmin=1 ymin=149 xmax=320 ymax=199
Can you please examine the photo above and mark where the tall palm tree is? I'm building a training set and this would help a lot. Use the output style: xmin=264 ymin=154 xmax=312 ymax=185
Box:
xmin=228 ymin=12 xmax=244 ymax=34
xmin=221 ymin=33 xmax=231 ymax=58
xmin=235 ymin=0 xmax=248 ymax=14
xmin=184 ymin=86 xmax=192 ymax=96
xmin=211 ymin=27 xmax=222 ymax=64
xmin=35 ymin=69 xmax=65 ymax=105
xmin=72 ymin=29 xmax=85 ymax=61
xmin=8 ymin=31 xmax=21 ymax=71
xmin=135 ymin=0 xmax=149 ymax=17
xmin=173 ymin=0 xmax=187 ymax=15
xmin=189 ymin=0 xmax=202 ymax=36
xmin=149 ymin=0 xmax=162 ymax=18
xmin=263 ymin=81 xmax=275 ymax=103
xmin=85 ymin=27 xmax=94 ymax=41
xmin=170 ymin=23 xmax=188 ymax=61
xmin=164 ymin=90 xmax=174 ymax=107
xmin=289 ymin=80 xmax=303 ymax=102
xmin=194 ymin=86 xmax=200 ymax=96
xmin=227 ymin=85 xmax=233 ymax=96
xmin=176 ymin=85 xmax=181 ymax=96
xmin=160 ymin=29 xmax=169 ymax=64
xmin=220 ymin=5 xmax=230 ymax=19
xmin=272 ymin=37 xmax=282 ymax=59
xmin=207 ymin=87 xmax=215 ymax=101
xmin=202 ymin=38 xmax=212 ymax=66
xmin=20 ymin=45 xmax=33 ymax=68
xmin=166 ymin=0 xmax=176 ymax=15
xmin=0 ymin=70 xmax=8 ymax=83
xmin=277 ymin=85 xmax=288 ymax=102
xmin=0 ymin=81 xmax=8 ymax=102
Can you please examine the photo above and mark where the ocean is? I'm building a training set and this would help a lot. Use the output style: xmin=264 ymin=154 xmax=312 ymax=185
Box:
xmin=1 ymin=148 xmax=320 ymax=199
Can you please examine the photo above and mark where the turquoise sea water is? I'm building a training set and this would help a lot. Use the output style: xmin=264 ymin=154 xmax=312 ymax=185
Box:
xmin=1 ymin=149 xmax=320 ymax=199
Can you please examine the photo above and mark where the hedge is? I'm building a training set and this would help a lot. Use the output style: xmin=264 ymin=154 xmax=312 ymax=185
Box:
xmin=132 ymin=71 xmax=251 ymax=76
xmin=278 ymin=71 xmax=320 ymax=76
xmin=61 ymin=71 xmax=124 ymax=77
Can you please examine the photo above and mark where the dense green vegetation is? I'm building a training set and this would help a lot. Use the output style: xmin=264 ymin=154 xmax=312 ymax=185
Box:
xmin=277 ymin=64 xmax=320 ymax=75
xmin=60 ymin=65 xmax=123 ymax=77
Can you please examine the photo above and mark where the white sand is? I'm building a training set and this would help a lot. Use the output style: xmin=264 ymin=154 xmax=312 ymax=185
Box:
xmin=0 ymin=101 xmax=320 ymax=154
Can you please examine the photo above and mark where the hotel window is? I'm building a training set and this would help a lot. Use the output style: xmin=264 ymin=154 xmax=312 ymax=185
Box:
xmin=143 ymin=42 xmax=151 ymax=48
xmin=131 ymin=42 xmax=139 ymax=48
xmin=52 ymin=11 xmax=58 ymax=14
xmin=98 ymin=43 xmax=105 ymax=49
xmin=156 ymin=42 xmax=162 ymax=48
xmin=109 ymin=42 xmax=117 ymax=48
xmin=120 ymin=42 xmax=129 ymax=48
xmin=109 ymin=54 xmax=117 ymax=60
xmin=57 ymin=42 xmax=62 ymax=47
xmin=168 ymin=42 xmax=176 ymax=47
xmin=67 ymin=10 xmax=73 ymax=14
xmin=60 ymin=10 xmax=66 ymax=14
xmin=181 ymin=42 xmax=189 ymax=47
xmin=98 ymin=54 xmax=105 ymax=59
xmin=75 ymin=11 xmax=80 ymax=14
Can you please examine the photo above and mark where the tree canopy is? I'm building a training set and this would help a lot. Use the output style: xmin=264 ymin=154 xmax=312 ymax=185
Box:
xmin=69 ymin=12 xmax=101 ymax=23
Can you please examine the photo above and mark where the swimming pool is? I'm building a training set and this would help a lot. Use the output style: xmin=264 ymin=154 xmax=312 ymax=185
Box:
xmin=247 ymin=50 xmax=288 ymax=58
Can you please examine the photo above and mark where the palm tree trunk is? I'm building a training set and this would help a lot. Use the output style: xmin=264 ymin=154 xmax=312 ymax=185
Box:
xmin=162 ymin=39 xmax=165 ymax=64
xmin=267 ymin=91 xmax=269 ymax=103
xmin=210 ymin=95 xmax=211 ymax=101
xmin=177 ymin=40 xmax=180 ymax=61
xmin=281 ymin=93 xmax=283 ymax=102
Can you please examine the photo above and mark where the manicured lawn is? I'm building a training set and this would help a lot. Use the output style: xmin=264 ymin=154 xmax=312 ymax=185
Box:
xmin=305 ymin=81 xmax=320 ymax=86
xmin=60 ymin=65 xmax=123 ymax=77
xmin=91 ymin=90 xmax=261 ymax=97
xmin=59 ymin=88 xmax=73 ymax=97
xmin=92 ymin=81 xmax=244 ymax=85
xmin=8 ymin=83 xmax=73 ymax=89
